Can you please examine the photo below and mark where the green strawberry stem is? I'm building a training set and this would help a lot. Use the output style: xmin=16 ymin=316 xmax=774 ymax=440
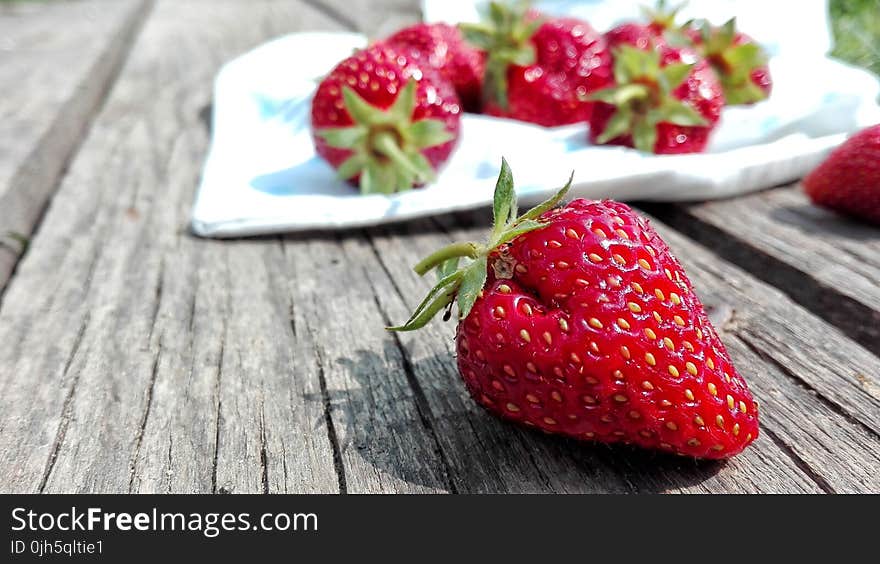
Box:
xmin=316 ymin=79 xmax=454 ymax=194
xmin=388 ymin=157 xmax=573 ymax=332
xmin=414 ymin=242 xmax=481 ymax=275
xmin=459 ymin=2 xmax=542 ymax=110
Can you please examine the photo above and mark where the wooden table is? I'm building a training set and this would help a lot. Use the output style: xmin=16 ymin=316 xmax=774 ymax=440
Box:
xmin=1 ymin=0 xmax=877 ymax=494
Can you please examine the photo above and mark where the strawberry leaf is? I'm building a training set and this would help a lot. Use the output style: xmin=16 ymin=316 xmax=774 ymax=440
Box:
xmin=316 ymin=125 xmax=367 ymax=149
xmin=632 ymin=119 xmax=658 ymax=153
xmin=457 ymin=257 xmax=488 ymax=320
xmin=437 ymin=257 xmax=461 ymax=281
xmin=658 ymin=62 xmax=694 ymax=92
xmin=336 ymin=154 xmax=366 ymax=180
xmin=596 ymin=108 xmax=634 ymax=144
xmin=387 ymin=271 xmax=464 ymax=331
xmin=342 ymin=86 xmax=384 ymax=125
xmin=494 ymin=219 xmax=547 ymax=246
xmin=492 ymin=157 xmax=517 ymax=235
xmin=408 ymin=119 xmax=455 ymax=149
xmin=519 ymin=171 xmax=573 ymax=222
xmin=659 ymin=100 xmax=708 ymax=126
xmin=388 ymin=80 xmax=417 ymax=123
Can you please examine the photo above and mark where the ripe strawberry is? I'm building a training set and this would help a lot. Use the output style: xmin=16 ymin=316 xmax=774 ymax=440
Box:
xmin=391 ymin=159 xmax=759 ymax=459
xmin=311 ymin=43 xmax=461 ymax=194
xmin=385 ymin=23 xmax=486 ymax=113
xmin=803 ymin=124 xmax=880 ymax=225
xmin=460 ymin=3 xmax=612 ymax=126
xmin=683 ymin=18 xmax=772 ymax=105
xmin=587 ymin=43 xmax=724 ymax=154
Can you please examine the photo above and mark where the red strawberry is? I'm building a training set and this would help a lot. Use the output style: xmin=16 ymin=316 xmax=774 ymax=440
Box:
xmin=391 ymin=159 xmax=759 ymax=459
xmin=588 ymin=43 xmax=724 ymax=154
xmin=311 ymin=43 xmax=461 ymax=194
xmin=803 ymin=124 xmax=880 ymax=225
xmin=461 ymin=3 xmax=612 ymax=126
xmin=385 ymin=23 xmax=486 ymax=113
xmin=684 ymin=18 xmax=772 ymax=105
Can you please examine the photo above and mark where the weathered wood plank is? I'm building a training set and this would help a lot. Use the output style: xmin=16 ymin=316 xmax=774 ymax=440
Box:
xmin=0 ymin=0 xmax=152 ymax=292
xmin=312 ymin=0 xmax=422 ymax=37
xmin=648 ymin=185 xmax=880 ymax=354
xmin=0 ymin=0 xmax=355 ymax=494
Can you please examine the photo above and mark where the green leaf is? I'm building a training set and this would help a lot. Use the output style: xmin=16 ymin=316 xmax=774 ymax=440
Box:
xmin=336 ymin=154 xmax=366 ymax=180
xmin=364 ymin=161 xmax=396 ymax=194
xmin=342 ymin=86 xmax=385 ymax=126
xmin=724 ymin=43 xmax=766 ymax=69
xmin=389 ymin=80 xmax=416 ymax=123
xmin=458 ymin=23 xmax=494 ymax=49
xmin=613 ymin=84 xmax=650 ymax=105
xmin=659 ymin=100 xmax=708 ymax=126
xmin=387 ymin=271 xmax=463 ymax=331
xmin=583 ymin=86 xmax=622 ymax=103
xmin=519 ymin=172 xmax=573 ymax=222
xmin=632 ymin=119 xmax=658 ymax=153
xmin=492 ymin=157 xmax=517 ymax=235
xmin=659 ymin=62 xmax=694 ymax=92
xmin=409 ymin=152 xmax=437 ymax=183
xmin=408 ymin=119 xmax=454 ymax=149
xmin=596 ymin=109 xmax=633 ymax=144
xmin=437 ymin=257 xmax=461 ymax=281
xmin=494 ymin=219 xmax=548 ymax=246
xmin=316 ymin=125 xmax=367 ymax=149
xmin=719 ymin=17 xmax=737 ymax=45
xmin=456 ymin=257 xmax=488 ymax=321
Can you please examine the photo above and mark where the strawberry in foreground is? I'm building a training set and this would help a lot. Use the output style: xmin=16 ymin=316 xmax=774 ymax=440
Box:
xmin=803 ymin=124 xmax=880 ymax=225
xmin=311 ymin=44 xmax=461 ymax=194
xmin=386 ymin=22 xmax=486 ymax=113
xmin=390 ymin=159 xmax=759 ymax=459
xmin=588 ymin=43 xmax=724 ymax=154
xmin=460 ymin=3 xmax=612 ymax=126
xmin=684 ymin=18 xmax=772 ymax=106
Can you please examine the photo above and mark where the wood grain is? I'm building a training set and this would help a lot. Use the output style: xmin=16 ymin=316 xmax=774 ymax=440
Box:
xmin=0 ymin=0 xmax=876 ymax=494
xmin=0 ymin=0 xmax=152 ymax=292
xmin=0 ymin=0 xmax=351 ymax=494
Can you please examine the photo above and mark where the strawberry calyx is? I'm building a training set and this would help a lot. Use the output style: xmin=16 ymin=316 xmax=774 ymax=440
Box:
xmin=586 ymin=45 xmax=707 ymax=153
xmin=641 ymin=0 xmax=686 ymax=33
xmin=315 ymin=80 xmax=454 ymax=194
xmin=688 ymin=18 xmax=769 ymax=105
xmin=388 ymin=158 xmax=572 ymax=331
xmin=459 ymin=2 xmax=543 ymax=111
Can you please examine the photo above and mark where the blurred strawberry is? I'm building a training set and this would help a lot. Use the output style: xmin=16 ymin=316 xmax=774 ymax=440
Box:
xmin=803 ymin=124 xmax=880 ymax=225
xmin=587 ymin=43 xmax=724 ymax=154
xmin=684 ymin=18 xmax=772 ymax=105
xmin=460 ymin=2 xmax=612 ymax=126
xmin=311 ymin=44 xmax=461 ymax=194
xmin=386 ymin=22 xmax=486 ymax=113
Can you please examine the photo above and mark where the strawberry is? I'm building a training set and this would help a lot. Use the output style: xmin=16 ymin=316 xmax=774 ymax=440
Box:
xmin=460 ymin=3 xmax=612 ymax=126
xmin=587 ymin=43 xmax=724 ymax=154
xmin=385 ymin=23 xmax=486 ymax=113
xmin=683 ymin=18 xmax=772 ymax=105
xmin=311 ymin=43 xmax=461 ymax=194
xmin=390 ymin=159 xmax=759 ymax=459
xmin=803 ymin=124 xmax=880 ymax=225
